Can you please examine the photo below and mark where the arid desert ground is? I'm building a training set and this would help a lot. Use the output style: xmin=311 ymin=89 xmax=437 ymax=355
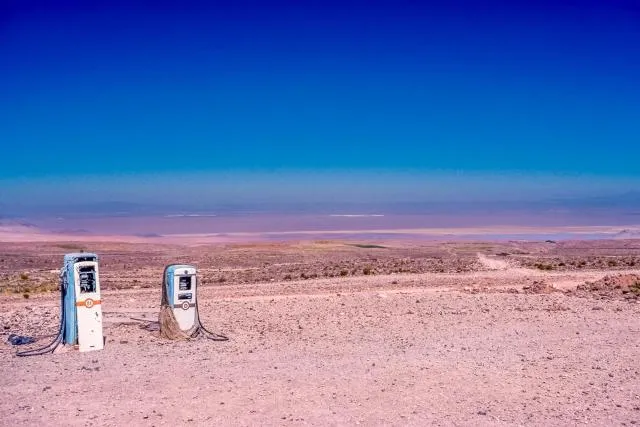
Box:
xmin=1 ymin=238 xmax=640 ymax=426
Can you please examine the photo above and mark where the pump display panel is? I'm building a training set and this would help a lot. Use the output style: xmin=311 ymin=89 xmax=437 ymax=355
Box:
xmin=78 ymin=266 xmax=96 ymax=293
xmin=179 ymin=276 xmax=192 ymax=291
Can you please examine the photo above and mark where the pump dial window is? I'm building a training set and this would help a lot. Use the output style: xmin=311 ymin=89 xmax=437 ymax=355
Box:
xmin=78 ymin=266 xmax=96 ymax=293
xmin=179 ymin=276 xmax=192 ymax=291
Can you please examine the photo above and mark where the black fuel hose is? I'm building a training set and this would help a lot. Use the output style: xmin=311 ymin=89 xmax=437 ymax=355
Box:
xmin=194 ymin=271 xmax=228 ymax=341
xmin=16 ymin=280 xmax=66 ymax=357
xmin=196 ymin=312 xmax=229 ymax=341
xmin=172 ymin=265 xmax=228 ymax=341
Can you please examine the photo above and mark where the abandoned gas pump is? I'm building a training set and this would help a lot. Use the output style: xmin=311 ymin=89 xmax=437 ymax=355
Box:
xmin=165 ymin=264 xmax=197 ymax=331
xmin=158 ymin=264 xmax=228 ymax=341
xmin=63 ymin=253 xmax=104 ymax=351
xmin=17 ymin=253 xmax=104 ymax=356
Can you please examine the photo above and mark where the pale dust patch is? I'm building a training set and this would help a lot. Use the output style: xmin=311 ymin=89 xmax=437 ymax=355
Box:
xmin=476 ymin=253 xmax=510 ymax=271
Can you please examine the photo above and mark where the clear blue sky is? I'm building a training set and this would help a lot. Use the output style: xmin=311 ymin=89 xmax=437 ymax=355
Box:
xmin=1 ymin=0 xmax=639 ymax=202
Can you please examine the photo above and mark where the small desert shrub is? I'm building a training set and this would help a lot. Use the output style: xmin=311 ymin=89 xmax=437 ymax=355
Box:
xmin=352 ymin=244 xmax=387 ymax=249
xmin=217 ymin=276 xmax=227 ymax=283
xmin=363 ymin=266 xmax=373 ymax=275
xmin=56 ymin=243 xmax=85 ymax=251
xmin=283 ymin=274 xmax=292 ymax=281
xmin=11 ymin=280 xmax=58 ymax=295
xmin=339 ymin=269 xmax=349 ymax=277
xmin=534 ymin=263 xmax=554 ymax=271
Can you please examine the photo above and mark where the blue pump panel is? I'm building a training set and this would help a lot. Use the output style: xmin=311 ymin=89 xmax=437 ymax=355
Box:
xmin=165 ymin=264 xmax=193 ymax=297
xmin=61 ymin=253 xmax=98 ymax=345
xmin=165 ymin=265 xmax=175 ymax=301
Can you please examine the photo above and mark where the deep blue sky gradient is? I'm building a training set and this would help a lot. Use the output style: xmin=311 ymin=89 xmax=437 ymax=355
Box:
xmin=1 ymin=0 xmax=639 ymax=181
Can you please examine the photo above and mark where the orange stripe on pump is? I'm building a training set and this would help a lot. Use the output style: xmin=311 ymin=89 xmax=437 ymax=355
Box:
xmin=76 ymin=299 xmax=101 ymax=308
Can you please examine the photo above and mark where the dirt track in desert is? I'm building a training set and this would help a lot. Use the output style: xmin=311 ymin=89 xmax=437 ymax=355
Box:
xmin=1 ymin=240 xmax=640 ymax=426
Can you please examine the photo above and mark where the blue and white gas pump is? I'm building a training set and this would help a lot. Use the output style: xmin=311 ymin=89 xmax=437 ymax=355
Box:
xmin=159 ymin=264 xmax=228 ymax=341
xmin=17 ymin=253 xmax=104 ymax=356
xmin=61 ymin=252 xmax=104 ymax=351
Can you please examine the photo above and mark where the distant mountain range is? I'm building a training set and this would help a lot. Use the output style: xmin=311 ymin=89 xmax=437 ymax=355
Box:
xmin=614 ymin=229 xmax=640 ymax=239
xmin=2 ymin=191 xmax=640 ymax=218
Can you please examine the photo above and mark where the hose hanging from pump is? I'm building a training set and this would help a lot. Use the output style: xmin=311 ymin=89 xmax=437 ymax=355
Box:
xmin=16 ymin=270 xmax=67 ymax=357
xmin=193 ymin=268 xmax=228 ymax=341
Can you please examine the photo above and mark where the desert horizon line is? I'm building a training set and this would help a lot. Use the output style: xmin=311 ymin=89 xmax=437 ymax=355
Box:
xmin=2 ymin=170 xmax=640 ymax=210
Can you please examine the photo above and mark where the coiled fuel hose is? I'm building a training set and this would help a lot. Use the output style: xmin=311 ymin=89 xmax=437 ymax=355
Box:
xmin=16 ymin=277 xmax=66 ymax=357
xmin=193 ymin=273 xmax=228 ymax=341
xmin=196 ymin=310 xmax=229 ymax=341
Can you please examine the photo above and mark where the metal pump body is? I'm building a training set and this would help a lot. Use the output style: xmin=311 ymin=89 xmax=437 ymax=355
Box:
xmin=164 ymin=264 xmax=198 ymax=331
xmin=61 ymin=253 xmax=104 ymax=352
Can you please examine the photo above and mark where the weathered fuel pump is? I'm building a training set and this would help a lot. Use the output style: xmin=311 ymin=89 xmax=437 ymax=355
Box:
xmin=17 ymin=253 xmax=104 ymax=356
xmin=158 ymin=264 xmax=228 ymax=341
xmin=165 ymin=264 xmax=198 ymax=331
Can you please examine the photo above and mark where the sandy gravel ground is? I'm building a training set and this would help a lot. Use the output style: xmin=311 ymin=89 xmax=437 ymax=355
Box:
xmin=1 ymin=243 xmax=640 ymax=426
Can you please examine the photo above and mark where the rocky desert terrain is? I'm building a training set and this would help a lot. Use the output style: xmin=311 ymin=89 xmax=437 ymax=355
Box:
xmin=1 ymin=239 xmax=639 ymax=426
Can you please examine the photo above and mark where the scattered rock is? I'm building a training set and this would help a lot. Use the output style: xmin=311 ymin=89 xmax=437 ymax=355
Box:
xmin=572 ymin=274 xmax=640 ymax=301
xmin=522 ymin=281 xmax=560 ymax=295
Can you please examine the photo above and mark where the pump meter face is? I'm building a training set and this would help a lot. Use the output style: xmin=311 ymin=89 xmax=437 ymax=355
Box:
xmin=78 ymin=266 xmax=97 ymax=293
xmin=179 ymin=276 xmax=192 ymax=291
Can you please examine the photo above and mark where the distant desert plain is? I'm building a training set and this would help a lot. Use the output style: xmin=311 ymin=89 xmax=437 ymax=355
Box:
xmin=1 ymin=223 xmax=639 ymax=426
